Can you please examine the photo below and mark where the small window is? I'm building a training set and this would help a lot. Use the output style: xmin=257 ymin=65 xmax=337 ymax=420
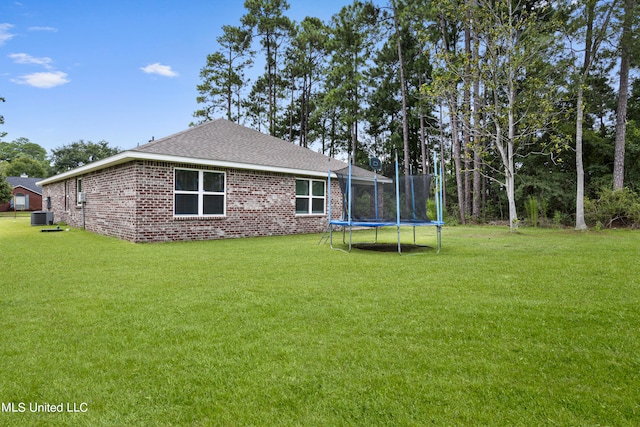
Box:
xmin=14 ymin=193 xmax=26 ymax=210
xmin=76 ymin=178 xmax=83 ymax=206
xmin=296 ymin=178 xmax=325 ymax=215
xmin=174 ymin=169 xmax=225 ymax=217
xmin=65 ymin=181 xmax=69 ymax=211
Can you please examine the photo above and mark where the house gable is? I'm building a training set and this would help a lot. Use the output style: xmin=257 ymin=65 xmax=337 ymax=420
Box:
xmin=0 ymin=177 xmax=43 ymax=212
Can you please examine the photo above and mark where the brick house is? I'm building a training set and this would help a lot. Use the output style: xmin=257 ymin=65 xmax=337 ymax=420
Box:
xmin=38 ymin=119 xmax=361 ymax=243
xmin=0 ymin=175 xmax=43 ymax=212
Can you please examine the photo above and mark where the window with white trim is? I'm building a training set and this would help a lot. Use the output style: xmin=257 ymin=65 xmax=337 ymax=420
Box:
xmin=174 ymin=168 xmax=225 ymax=217
xmin=65 ymin=180 xmax=69 ymax=211
xmin=14 ymin=193 xmax=26 ymax=210
xmin=295 ymin=178 xmax=325 ymax=215
xmin=76 ymin=178 xmax=83 ymax=206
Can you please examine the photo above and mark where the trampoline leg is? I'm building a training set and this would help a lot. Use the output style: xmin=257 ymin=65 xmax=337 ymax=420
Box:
xmin=329 ymin=225 xmax=333 ymax=249
xmin=437 ymin=226 xmax=442 ymax=254
xmin=397 ymin=225 xmax=402 ymax=255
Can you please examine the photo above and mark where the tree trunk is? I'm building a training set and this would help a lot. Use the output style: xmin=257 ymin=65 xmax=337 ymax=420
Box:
xmin=272 ymin=43 xmax=278 ymax=136
xmin=505 ymin=160 xmax=517 ymax=231
xmin=613 ymin=0 xmax=634 ymax=190
xmin=463 ymin=6 xmax=472 ymax=218
xmin=439 ymin=103 xmax=447 ymax=213
xmin=471 ymin=0 xmax=482 ymax=220
xmin=449 ymin=95 xmax=466 ymax=224
xmin=420 ymin=111 xmax=428 ymax=175
xmin=392 ymin=1 xmax=411 ymax=179
xmin=350 ymin=51 xmax=359 ymax=162
xmin=227 ymin=48 xmax=233 ymax=121
xmin=266 ymin=32 xmax=274 ymax=135
xmin=289 ymin=73 xmax=294 ymax=142
xmin=299 ymin=75 xmax=306 ymax=147
xmin=507 ymin=82 xmax=518 ymax=232
xmin=575 ymin=85 xmax=588 ymax=230
xmin=439 ymin=11 xmax=465 ymax=224
xmin=418 ymin=64 xmax=429 ymax=175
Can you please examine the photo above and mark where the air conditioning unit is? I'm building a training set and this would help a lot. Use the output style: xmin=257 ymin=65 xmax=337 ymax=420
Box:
xmin=31 ymin=211 xmax=54 ymax=226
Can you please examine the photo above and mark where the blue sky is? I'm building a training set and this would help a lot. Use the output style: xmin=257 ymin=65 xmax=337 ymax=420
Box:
xmin=1 ymin=0 xmax=353 ymax=154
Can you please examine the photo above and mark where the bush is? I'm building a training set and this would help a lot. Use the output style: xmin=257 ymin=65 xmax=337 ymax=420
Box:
xmin=553 ymin=210 xmax=571 ymax=228
xmin=584 ymin=187 xmax=640 ymax=228
xmin=525 ymin=196 xmax=539 ymax=227
xmin=427 ymin=198 xmax=437 ymax=221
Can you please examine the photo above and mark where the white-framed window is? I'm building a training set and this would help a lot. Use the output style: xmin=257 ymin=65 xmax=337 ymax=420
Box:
xmin=65 ymin=180 xmax=69 ymax=211
xmin=14 ymin=193 xmax=26 ymax=210
xmin=174 ymin=168 xmax=225 ymax=217
xmin=76 ymin=178 xmax=83 ymax=206
xmin=296 ymin=178 xmax=326 ymax=215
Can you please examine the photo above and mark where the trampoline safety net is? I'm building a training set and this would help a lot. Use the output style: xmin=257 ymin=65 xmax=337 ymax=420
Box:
xmin=334 ymin=167 xmax=432 ymax=223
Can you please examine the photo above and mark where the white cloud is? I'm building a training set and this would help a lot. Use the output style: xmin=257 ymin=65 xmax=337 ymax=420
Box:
xmin=9 ymin=53 xmax=54 ymax=69
xmin=0 ymin=23 xmax=15 ymax=46
xmin=28 ymin=26 xmax=58 ymax=32
xmin=11 ymin=71 xmax=70 ymax=88
xmin=140 ymin=63 xmax=178 ymax=77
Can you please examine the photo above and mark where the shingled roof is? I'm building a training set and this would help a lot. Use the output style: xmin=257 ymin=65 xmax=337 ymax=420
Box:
xmin=133 ymin=118 xmax=348 ymax=174
xmin=7 ymin=176 xmax=43 ymax=194
xmin=39 ymin=118 xmax=376 ymax=185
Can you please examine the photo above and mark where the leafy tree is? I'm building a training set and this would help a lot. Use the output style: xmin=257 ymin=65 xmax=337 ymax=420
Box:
xmin=325 ymin=0 xmax=380 ymax=164
xmin=5 ymin=157 xmax=47 ymax=178
xmin=50 ymin=140 xmax=120 ymax=174
xmin=427 ymin=0 xmax=467 ymax=223
xmin=242 ymin=0 xmax=294 ymax=136
xmin=284 ymin=17 xmax=328 ymax=147
xmin=0 ymin=137 xmax=48 ymax=163
xmin=243 ymin=75 xmax=270 ymax=132
xmin=368 ymin=0 xmax=435 ymax=171
xmin=567 ymin=0 xmax=617 ymax=230
xmin=186 ymin=0 xmax=638 ymax=226
xmin=469 ymin=0 xmax=566 ymax=231
xmin=613 ymin=0 xmax=638 ymax=190
xmin=623 ymin=78 xmax=640 ymax=190
xmin=194 ymin=25 xmax=253 ymax=124
xmin=0 ymin=172 xmax=12 ymax=204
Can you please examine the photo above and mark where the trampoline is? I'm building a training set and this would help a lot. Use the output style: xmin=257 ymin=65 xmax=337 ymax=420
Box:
xmin=326 ymin=151 xmax=444 ymax=254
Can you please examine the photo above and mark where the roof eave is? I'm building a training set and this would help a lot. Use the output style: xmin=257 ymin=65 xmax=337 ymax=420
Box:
xmin=11 ymin=185 xmax=43 ymax=195
xmin=37 ymin=151 xmax=335 ymax=186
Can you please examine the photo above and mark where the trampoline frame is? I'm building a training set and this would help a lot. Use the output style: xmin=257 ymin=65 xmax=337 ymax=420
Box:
xmin=327 ymin=151 xmax=445 ymax=254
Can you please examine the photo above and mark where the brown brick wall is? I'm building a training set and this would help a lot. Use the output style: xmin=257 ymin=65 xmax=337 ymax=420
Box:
xmin=0 ymin=187 xmax=42 ymax=212
xmin=42 ymin=160 xmax=343 ymax=243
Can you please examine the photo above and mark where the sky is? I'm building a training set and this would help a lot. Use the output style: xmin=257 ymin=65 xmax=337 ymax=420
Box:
xmin=1 ymin=0 xmax=355 ymax=154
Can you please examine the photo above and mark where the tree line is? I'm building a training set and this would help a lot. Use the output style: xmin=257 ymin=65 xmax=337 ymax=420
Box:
xmin=194 ymin=0 xmax=639 ymax=229
xmin=0 ymin=138 xmax=120 ymax=179
xmin=2 ymin=0 xmax=637 ymax=228
xmin=0 ymin=136 xmax=121 ymax=205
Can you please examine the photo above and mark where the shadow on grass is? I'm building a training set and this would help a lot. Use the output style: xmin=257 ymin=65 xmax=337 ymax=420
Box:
xmin=349 ymin=243 xmax=435 ymax=253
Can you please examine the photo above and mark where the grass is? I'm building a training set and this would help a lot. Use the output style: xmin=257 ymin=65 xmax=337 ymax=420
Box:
xmin=0 ymin=211 xmax=31 ymax=218
xmin=1 ymin=217 xmax=639 ymax=426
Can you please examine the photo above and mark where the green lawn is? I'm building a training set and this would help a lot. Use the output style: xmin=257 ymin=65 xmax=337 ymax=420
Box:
xmin=0 ymin=211 xmax=31 ymax=218
xmin=1 ymin=218 xmax=639 ymax=426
